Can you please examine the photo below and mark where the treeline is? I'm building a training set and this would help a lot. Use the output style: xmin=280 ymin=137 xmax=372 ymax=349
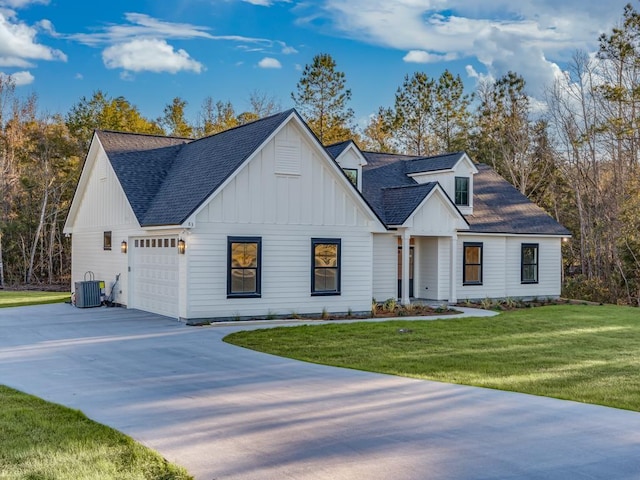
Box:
xmin=0 ymin=86 xmax=281 ymax=287
xmin=1 ymin=4 xmax=639 ymax=305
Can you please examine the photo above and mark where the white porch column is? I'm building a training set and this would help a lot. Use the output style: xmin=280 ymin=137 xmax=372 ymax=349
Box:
xmin=401 ymin=229 xmax=411 ymax=305
xmin=449 ymin=234 xmax=458 ymax=304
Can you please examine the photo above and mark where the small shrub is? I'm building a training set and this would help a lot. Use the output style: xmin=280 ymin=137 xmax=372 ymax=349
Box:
xmin=347 ymin=307 xmax=353 ymax=317
xmin=321 ymin=307 xmax=329 ymax=319
xmin=480 ymin=297 xmax=494 ymax=310
xmin=371 ymin=301 xmax=381 ymax=317
xmin=383 ymin=298 xmax=397 ymax=313
xmin=504 ymin=297 xmax=517 ymax=309
xmin=403 ymin=303 xmax=417 ymax=315
xmin=291 ymin=311 xmax=301 ymax=319
xmin=266 ymin=310 xmax=276 ymax=320
xmin=233 ymin=312 xmax=241 ymax=321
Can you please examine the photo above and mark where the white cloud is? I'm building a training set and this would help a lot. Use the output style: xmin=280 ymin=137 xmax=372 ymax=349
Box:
xmin=241 ymin=0 xmax=291 ymax=5
xmin=70 ymin=12 xmax=287 ymax=51
xmin=0 ymin=11 xmax=66 ymax=67
xmin=70 ymin=13 xmax=214 ymax=46
xmin=102 ymin=38 xmax=203 ymax=74
xmin=301 ymin=0 xmax=632 ymax=97
xmin=281 ymin=44 xmax=298 ymax=54
xmin=403 ymin=50 xmax=457 ymax=64
xmin=258 ymin=57 xmax=281 ymax=68
xmin=0 ymin=0 xmax=49 ymax=8
xmin=0 ymin=69 xmax=34 ymax=85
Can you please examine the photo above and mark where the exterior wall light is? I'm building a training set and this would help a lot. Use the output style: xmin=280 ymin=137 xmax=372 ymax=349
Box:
xmin=178 ymin=239 xmax=186 ymax=254
xmin=121 ymin=240 xmax=128 ymax=254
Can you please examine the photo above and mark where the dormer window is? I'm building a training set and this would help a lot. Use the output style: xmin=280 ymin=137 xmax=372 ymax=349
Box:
xmin=343 ymin=168 xmax=358 ymax=186
xmin=455 ymin=177 xmax=469 ymax=206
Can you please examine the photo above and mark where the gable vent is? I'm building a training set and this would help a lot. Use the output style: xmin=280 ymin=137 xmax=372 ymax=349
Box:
xmin=275 ymin=139 xmax=301 ymax=175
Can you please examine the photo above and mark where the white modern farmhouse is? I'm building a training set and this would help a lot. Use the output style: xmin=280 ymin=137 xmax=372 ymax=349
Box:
xmin=64 ymin=109 xmax=570 ymax=322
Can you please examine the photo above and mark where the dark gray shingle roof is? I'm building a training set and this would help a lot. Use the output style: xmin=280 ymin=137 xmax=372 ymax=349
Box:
xmin=98 ymin=110 xmax=294 ymax=227
xmin=361 ymin=152 xmax=568 ymax=235
xmin=142 ymin=109 xmax=293 ymax=226
xmin=382 ymin=183 xmax=437 ymax=225
xmin=325 ymin=140 xmax=353 ymax=159
xmin=362 ymin=151 xmax=464 ymax=172
xmin=97 ymin=131 xmax=190 ymax=222
xmin=466 ymin=164 xmax=570 ymax=235
xmin=404 ymin=152 xmax=466 ymax=174
xmin=362 ymin=160 xmax=416 ymax=224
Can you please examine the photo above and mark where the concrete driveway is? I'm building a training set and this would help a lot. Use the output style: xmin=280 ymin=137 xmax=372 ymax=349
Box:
xmin=1 ymin=304 xmax=639 ymax=480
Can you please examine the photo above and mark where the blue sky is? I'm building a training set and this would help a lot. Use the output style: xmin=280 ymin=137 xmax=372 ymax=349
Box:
xmin=0 ymin=0 xmax=633 ymax=127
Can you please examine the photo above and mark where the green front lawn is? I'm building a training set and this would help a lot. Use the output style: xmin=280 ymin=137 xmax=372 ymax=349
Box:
xmin=0 ymin=385 xmax=192 ymax=480
xmin=225 ymin=305 xmax=640 ymax=411
xmin=0 ymin=290 xmax=70 ymax=308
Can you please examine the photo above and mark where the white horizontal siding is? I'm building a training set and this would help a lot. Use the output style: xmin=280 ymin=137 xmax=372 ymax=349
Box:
xmin=505 ymin=237 xmax=562 ymax=298
xmin=69 ymin=145 xmax=145 ymax=306
xmin=185 ymin=226 xmax=373 ymax=319
xmin=186 ymin=121 xmax=378 ymax=320
xmin=456 ymin=234 xmax=562 ymax=300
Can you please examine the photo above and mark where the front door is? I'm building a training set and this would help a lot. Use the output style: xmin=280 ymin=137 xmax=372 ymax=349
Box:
xmin=397 ymin=245 xmax=414 ymax=298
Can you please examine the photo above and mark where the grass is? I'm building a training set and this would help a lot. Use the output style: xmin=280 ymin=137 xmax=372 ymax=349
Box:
xmin=0 ymin=385 xmax=192 ymax=480
xmin=0 ymin=290 xmax=70 ymax=308
xmin=224 ymin=305 xmax=640 ymax=411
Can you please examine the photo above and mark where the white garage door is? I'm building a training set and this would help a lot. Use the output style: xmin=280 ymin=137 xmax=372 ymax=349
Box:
xmin=130 ymin=236 xmax=179 ymax=318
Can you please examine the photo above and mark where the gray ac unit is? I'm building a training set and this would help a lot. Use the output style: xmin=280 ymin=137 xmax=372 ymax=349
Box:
xmin=74 ymin=280 xmax=103 ymax=308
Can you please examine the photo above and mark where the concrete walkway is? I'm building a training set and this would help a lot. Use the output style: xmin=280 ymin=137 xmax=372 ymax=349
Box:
xmin=0 ymin=304 xmax=639 ymax=480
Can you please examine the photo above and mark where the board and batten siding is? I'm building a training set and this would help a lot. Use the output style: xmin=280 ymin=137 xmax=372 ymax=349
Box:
xmin=372 ymin=234 xmax=396 ymax=302
xmin=186 ymin=122 xmax=376 ymax=319
xmin=404 ymin=190 xmax=466 ymax=236
xmin=69 ymin=147 xmax=145 ymax=306
xmin=456 ymin=235 xmax=562 ymax=300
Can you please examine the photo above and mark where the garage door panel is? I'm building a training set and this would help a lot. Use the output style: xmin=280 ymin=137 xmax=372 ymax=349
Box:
xmin=131 ymin=236 xmax=179 ymax=318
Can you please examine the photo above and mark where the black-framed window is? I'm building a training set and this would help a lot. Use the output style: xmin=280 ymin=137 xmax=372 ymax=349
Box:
xmin=455 ymin=177 xmax=469 ymax=206
xmin=521 ymin=243 xmax=539 ymax=284
xmin=343 ymin=168 xmax=358 ymax=186
xmin=103 ymin=231 xmax=112 ymax=251
xmin=227 ymin=237 xmax=261 ymax=298
xmin=463 ymin=242 xmax=483 ymax=285
xmin=311 ymin=238 xmax=341 ymax=295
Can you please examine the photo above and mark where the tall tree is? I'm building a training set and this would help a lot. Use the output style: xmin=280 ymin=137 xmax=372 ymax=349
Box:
xmin=473 ymin=72 xmax=554 ymax=199
xmin=433 ymin=70 xmax=472 ymax=152
xmin=389 ymin=72 xmax=436 ymax=155
xmin=291 ymin=53 xmax=354 ymax=144
xmin=159 ymin=97 xmax=193 ymax=137
xmin=196 ymin=98 xmax=238 ymax=136
xmin=66 ymin=91 xmax=162 ymax=148
xmin=383 ymin=70 xmax=472 ymax=156
xmin=361 ymin=107 xmax=397 ymax=152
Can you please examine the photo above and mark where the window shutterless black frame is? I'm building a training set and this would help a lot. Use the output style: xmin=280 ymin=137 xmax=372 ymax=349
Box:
xmin=343 ymin=168 xmax=358 ymax=186
xmin=103 ymin=231 xmax=112 ymax=251
xmin=455 ymin=176 xmax=470 ymax=206
xmin=227 ymin=236 xmax=262 ymax=298
xmin=463 ymin=242 xmax=483 ymax=285
xmin=311 ymin=238 xmax=341 ymax=296
xmin=521 ymin=243 xmax=539 ymax=284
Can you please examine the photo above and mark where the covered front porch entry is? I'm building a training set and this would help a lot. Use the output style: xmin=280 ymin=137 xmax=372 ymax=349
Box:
xmin=397 ymin=232 xmax=458 ymax=305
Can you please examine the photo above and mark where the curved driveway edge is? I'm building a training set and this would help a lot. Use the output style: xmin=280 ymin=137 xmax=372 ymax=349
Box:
xmin=0 ymin=304 xmax=638 ymax=480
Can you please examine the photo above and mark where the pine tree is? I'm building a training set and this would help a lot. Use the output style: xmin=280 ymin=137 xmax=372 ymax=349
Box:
xmin=291 ymin=53 xmax=354 ymax=145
